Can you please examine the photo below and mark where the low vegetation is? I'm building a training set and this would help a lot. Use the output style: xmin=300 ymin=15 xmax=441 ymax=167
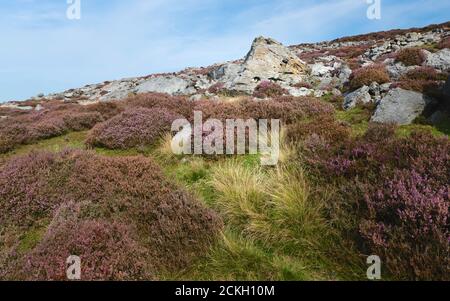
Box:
xmin=349 ymin=64 xmax=390 ymax=90
xmin=395 ymin=47 xmax=427 ymax=66
xmin=0 ymin=90 xmax=448 ymax=281
xmin=0 ymin=149 xmax=221 ymax=280
xmin=253 ymin=81 xmax=288 ymax=98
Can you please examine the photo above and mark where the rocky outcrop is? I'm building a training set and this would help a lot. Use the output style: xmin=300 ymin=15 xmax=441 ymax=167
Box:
xmin=6 ymin=21 xmax=448 ymax=128
xmin=227 ymin=37 xmax=308 ymax=93
xmin=371 ymin=88 xmax=434 ymax=125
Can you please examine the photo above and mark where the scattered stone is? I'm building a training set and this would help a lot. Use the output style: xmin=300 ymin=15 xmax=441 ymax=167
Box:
xmin=343 ymin=86 xmax=372 ymax=110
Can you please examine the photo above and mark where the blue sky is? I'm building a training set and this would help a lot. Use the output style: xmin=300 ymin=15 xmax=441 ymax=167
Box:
xmin=1 ymin=0 xmax=449 ymax=102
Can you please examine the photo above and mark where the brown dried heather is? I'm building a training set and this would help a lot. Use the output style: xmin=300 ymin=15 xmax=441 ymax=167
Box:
xmin=0 ymin=150 xmax=222 ymax=280
xmin=438 ymin=36 xmax=450 ymax=50
xmin=349 ymin=64 xmax=390 ymax=90
xmin=395 ymin=47 xmax=427 ymax=66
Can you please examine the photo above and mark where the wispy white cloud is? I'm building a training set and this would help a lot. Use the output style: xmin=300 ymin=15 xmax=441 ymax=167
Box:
xmin=0 ymin=0 xmax=449 ymax=101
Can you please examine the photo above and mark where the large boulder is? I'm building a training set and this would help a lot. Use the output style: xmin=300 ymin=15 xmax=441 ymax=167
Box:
xmin=371 ymin=88 xmax=434 ymax=125
xmin=229 ymin=37 xmax=308 ymax=93
xmin=343 ymin=86 xmax=372 ymax=110
xmin=424 ymin=49 xmax=450 ymax=71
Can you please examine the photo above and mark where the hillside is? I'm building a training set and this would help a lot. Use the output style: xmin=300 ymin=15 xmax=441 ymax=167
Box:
xmin=0 ymin=22 xmax=449 ymax=281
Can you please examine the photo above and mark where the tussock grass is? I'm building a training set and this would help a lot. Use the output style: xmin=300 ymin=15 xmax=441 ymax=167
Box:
xmin=210 ymin=161 xmax=328 ymax=254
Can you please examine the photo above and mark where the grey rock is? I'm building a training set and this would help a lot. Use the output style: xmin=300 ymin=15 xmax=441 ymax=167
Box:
xmin=343 ymin=86 xmax=372 ymax=110
xmin=229 ymin=36 xmax=308 ymax=93
xmin=310 ymin=62 xmax=333 ymax=77
xmin=35 ymin=104 xmax=44 ymax=111
xmin=135 ymin=76 xmax=196 ymax=95
xmin=379 ymin=83 xmax=392 ymax=93
xmin=331 ymin=88 xmax=342 ymax=96
xmin=209 ymin=63 xmax=241 ymax=82
xmin=98 ymin=80 xmax=136 ymax=101
xmin=386 ymin=61 xmax=416 ymax=79
xmin=371 ymin=88 xmax=434 ymax=125
xmin=424 ymin=49 xmax=450 ymax=71
xmin=189 ymin=94 xmax=203 ymax=101
xmin=288 ymin=87 xmax=313 ymax=97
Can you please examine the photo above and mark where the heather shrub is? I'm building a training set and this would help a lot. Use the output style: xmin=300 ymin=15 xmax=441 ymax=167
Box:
xmin=327 ymin=44 xmax=372 ymax=60
xmin=22 ymin=219 xmax=150 ymax=280
xmin=62 ymin=112 xmax=103 ymax=131
xmin=0 ymin=103 xmax=110 ymax=153
xmin=286 ymin=116 xmax=351 ymax=146
xmin=438 ymin=36 xmax=450 ymax=49
xmin=295 ymin=121 xmax=450 ymax=280
xmin=194 ymin=100 xmax=243 ymax=121
xmin=86 ymin=107 xmax=181 ymax=149
xmin=395 ymin=47 xmax=426 ymax=66
xmin=194 ymin=96 xmax=334 ymax=125
xmin=125 ymin=92 xmax=194 ymax=117
xmin=253 ymin=81 xmax=288 ymax=98
xmin=208 ymin=82 xmax=226 ymax=94
xmin=401 ymin=66 xmax=447 ymax=81
xmin=83 ymin=101 xmax=123 ymax=119
xmin=391 ymin=80 xmax=442 ymax=95
xmin=349 ymin=64 xmax=390 ymax=90
xmin=0 ymin=122 xmax=29 ymax=153
xmin=293 ymin=81 xmax=313 ymax=89
xmin=0 ymin=150 xmax=222 ymax=279
xmin=360 ymin=169 xmax=449 ymax=280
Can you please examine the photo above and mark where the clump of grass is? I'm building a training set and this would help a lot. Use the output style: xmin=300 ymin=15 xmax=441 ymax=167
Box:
xmin=204 ymin=159 xmax=356 ymax=279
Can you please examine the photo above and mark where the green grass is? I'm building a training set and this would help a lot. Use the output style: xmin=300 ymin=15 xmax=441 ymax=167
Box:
xmin=335 ymin=107 xmax=370 ymax=136
xmin=17 ymin=220 xmax=49 ymax=254
xmin=0 ymin=131 xmax=87 ymax=162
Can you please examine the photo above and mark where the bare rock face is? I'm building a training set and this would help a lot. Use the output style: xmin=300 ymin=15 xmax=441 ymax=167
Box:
xmin=229 ymin=37 xmax=308 ymax=93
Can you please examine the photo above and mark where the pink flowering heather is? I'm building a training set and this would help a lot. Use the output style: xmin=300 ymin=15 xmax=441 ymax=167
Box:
xmin=253 ymin=81 xmax=288 ymax=98
xmin=86 ymin=107 xmax=181 ymax=149
xmin=0 ymin=150 xmax=222 ymax=280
